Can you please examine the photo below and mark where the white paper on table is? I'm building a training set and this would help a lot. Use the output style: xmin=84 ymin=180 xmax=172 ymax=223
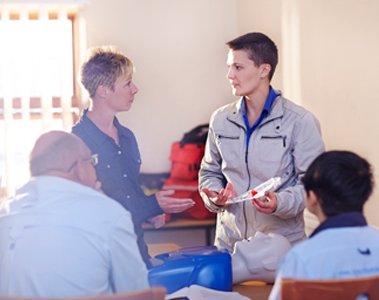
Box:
xmin=166 ymin=284 xmax=250 ymax=300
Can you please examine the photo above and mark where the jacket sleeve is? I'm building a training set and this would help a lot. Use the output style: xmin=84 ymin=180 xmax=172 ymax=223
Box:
xmin=199 ymin=126 xmax=227 ymax=213
xmin=273 ymin=111 xmax=324 ymax=219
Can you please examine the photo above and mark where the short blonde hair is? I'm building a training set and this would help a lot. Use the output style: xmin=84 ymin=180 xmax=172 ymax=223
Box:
xmin=80 ymin=46 xmax=134 ymax=98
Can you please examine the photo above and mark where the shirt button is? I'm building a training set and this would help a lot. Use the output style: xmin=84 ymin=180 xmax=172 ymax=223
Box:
xmin=126 ymin=195 xmax=131 ymax=199
xmin=107 ymin=164 xmax=111 ymax=168
xmin=123 ymin=174 xmax=127 ymax=178
xmin=118 ymin=150 xmax=122 ymax=155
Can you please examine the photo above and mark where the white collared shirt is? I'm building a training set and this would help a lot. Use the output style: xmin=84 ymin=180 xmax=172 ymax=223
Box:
xmin=0 ymin=176 xmax=148 ymax=297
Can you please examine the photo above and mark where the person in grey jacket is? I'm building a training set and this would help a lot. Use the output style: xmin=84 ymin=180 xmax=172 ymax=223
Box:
xmin=199 ymin=32 xmax=324 ymax=252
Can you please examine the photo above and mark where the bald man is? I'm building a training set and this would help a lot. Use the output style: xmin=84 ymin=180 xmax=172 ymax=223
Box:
xmin=0 ymin=131 xmax=149 ymax=298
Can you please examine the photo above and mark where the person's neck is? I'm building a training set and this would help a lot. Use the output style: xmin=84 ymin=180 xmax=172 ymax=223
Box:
xmin=317 ymin=212 xmax=327 ymax=224
xmin=86 ymin=103 xmax=120 ymax=145
xmin=42 ymin=171 xmax=73 ymax=182
xmin=312 ymin=201 xmax=327 ymax=223
xmin=87 ymin=105 xmax=119 ymax=141
xmin=244 ymin=84 xmax=270 ymax=125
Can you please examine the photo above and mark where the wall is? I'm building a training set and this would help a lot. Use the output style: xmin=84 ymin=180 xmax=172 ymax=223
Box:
xmin=80 ymin=0 xmax=379 ymax=226
xmin=236 ymin=0 xmax=284 ymax=91
xmin=236 ymin=0 xmax=379 ymax=226
xmin=80 ymin=0 xmax=238 ymax=173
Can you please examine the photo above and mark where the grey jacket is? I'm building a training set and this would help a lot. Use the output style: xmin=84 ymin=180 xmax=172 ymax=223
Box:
xmin=199 ymin=93 xmax=324 ymax=252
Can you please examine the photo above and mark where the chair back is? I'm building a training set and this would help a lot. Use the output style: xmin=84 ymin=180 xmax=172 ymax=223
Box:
xmin=281 ymin=275 xmax=379 ymax=300
xmin=0 ymin=287 xmax=166 ymax=300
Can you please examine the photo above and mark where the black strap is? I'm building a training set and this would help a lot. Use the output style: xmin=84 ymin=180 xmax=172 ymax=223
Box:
xmin=180 ymin=124 xmax=209 ymax=146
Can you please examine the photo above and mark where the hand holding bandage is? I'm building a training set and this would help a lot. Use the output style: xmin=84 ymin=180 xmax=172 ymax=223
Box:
xmin=252 ymin=191 xmax=278 ymax=214
xmin=201 ymin=182 xmax=236 ymax=207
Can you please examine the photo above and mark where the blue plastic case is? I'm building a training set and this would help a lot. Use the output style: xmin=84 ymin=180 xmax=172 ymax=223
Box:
xmin=148 ymin=246 xmax=232 ymax=294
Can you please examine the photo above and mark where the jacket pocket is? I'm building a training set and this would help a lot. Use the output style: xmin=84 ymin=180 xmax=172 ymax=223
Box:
xmin=216 ymin=134 xmax=240 ymax=140
xmin=257 ymin=135 xmax=288 ymax=163
xmin=261 ymin=135 xmax=287 ymax=147
xmin=215 ymin=132 xmax=242 ymax=167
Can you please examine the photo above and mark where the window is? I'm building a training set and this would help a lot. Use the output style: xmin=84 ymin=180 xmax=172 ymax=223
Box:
xmin=0 ymin=4 xmax=82 ymax=199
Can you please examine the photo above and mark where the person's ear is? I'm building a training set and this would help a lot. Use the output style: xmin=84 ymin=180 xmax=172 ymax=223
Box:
xmin=307 ymin=190 xmax=327 ymax=222
xmin=306 ymin=190 xmax=319 ymax=214
xmin=73 ymin=161 xmax=87 ymax=184
xmin=96 ymin=85 xmax=109 ymax=99
xmin=259 ymin=64 xmax=271 ymax=78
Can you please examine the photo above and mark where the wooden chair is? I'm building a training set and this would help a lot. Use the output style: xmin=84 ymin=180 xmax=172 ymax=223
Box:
xmin=281 ymin=275 xmax=379 ymax=300
xmin=0 ymin=287 xmax=166 ymax=300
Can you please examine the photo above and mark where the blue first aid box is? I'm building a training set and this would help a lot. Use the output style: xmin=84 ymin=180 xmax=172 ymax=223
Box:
xmin=148 ymin=246 xmax=232 ymax=294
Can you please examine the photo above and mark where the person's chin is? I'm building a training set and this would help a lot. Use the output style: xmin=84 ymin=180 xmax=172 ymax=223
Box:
xmin=124 ymin=102 xmax=133 ymax=111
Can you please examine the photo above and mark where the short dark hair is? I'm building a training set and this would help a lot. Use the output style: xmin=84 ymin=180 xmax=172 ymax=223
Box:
xmin=302 ymin=150 xmax=374 ymax=217
xmin=226 ymin=32 xmax=278 ymax=81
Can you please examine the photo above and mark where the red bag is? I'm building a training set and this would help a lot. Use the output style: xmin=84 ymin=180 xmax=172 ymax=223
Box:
xmin=163 ymin=178 xmax=215 ymax=220
xmin=169 ymin=142 xmax=205 ymax=181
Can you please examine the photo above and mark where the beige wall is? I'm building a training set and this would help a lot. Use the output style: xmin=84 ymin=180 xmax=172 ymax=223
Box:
xmin=236 ymin=0 xmax=284 ymax=91
xmin=79 ymin=0 xmax=238 ymax=173
xmin=236 ymin=0 xmax=379 ymax=226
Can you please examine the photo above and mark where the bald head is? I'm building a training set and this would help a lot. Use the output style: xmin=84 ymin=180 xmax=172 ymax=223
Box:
xmin=30 ymin=131 xmax=89 ymax=177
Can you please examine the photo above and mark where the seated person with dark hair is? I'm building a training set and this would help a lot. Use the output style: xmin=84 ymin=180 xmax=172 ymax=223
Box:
xmin=269 ymin=150 xmax=379 ymax=300
xmin=0 ymin=131 xmax=148 ymax=298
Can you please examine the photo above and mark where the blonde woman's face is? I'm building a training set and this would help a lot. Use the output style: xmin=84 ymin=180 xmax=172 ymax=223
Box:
xmin=106 ymin=75 xmax=138 ymax=112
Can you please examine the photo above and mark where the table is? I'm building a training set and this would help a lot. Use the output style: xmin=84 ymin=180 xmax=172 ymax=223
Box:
xmin=148 ymin=243 xmax=182 ymax=257
xmin=234 ymin=281 xmax=273 ymax=300
xmin=143 ymin=217 xmax=216 ymax=246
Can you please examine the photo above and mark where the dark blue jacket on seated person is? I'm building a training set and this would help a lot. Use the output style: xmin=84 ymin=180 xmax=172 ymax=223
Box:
xmin=72 ymin=109 xmax=163 ymax=267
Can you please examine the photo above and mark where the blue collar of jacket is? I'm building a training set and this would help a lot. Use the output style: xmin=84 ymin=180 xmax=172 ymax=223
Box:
xmin=226 ymin=87 xmax=282 ymax=128
xmin=239 ymin=86 xmax=278 ymax=146
xmin=240 ymin=86 xmax=277 ymax=125
xmin=227 ymin=89 xmax=284 ymax=128
xmin=310 ymin=212 xmax=368 ymax=238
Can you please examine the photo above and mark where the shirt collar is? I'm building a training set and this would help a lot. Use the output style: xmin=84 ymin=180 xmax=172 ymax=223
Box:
xmin=310 ymin=212 xmax=368 ymax=238
xmin=263 ymin=86 xmax=277 ymax=113
xmin=240 ymin=86 xmax=277 ymax=115
xmin=240 ymin=86 xmax=277 ymax=128
xmin=79 ymin=109 xmax=129 ymax=144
